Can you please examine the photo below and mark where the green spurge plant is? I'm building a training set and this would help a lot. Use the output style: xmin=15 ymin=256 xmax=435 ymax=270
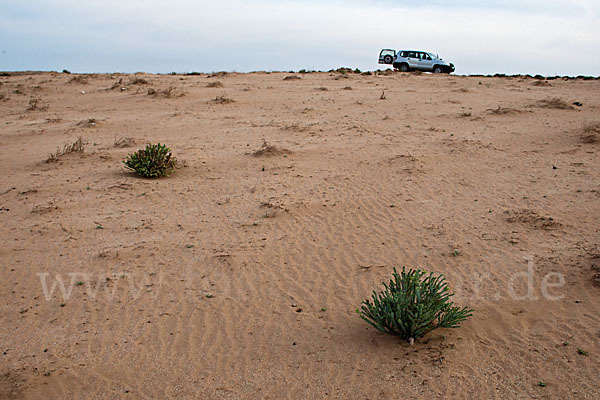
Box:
xmin=123 ymin=143 xmax=177 ymax=178
xmin=360 ymin=267 xmax=472 ymax=341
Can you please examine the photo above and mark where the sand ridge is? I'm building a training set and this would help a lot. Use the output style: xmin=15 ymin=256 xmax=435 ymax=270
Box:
xmin=0 ymin=71 xmax=599 ymax=398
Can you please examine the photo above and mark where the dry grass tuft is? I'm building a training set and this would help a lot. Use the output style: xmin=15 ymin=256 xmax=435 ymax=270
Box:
xmin=114 ymin=136 xmax=137 ymax=148
xmin=68 ymin=75 xmax=88 ymax=85
xmin=211 ymin=94 xmax=234 ymax=104
xmin=487 ymin=107 xmax=521 ymax=115
xmin=206 ymin=81 xmax=224 ymax=88
xmin=27 ymin=96 xmax=48 ymax=111
xmin=128 ymin=77 xmax=148 ymax=85
xmin=251 ymin=139 xmax=292 ymax=157
xmin=45 ymin=114 xmax=62 ymax=123
xmin=535 ymin=97 xmax=573 ymax=110
xmin=107 ymin=78 xmax=123 ymax=90
xmin=343 ymin=86 xmax=352 ymax=90
xmin=584 ymin=245 xmax=600 ymax=259
xmin=506 ymin=209 xmax=561 ymax=230
xmin=76 ymin=118 xmax=98 ymax=128
xmin=282 ymin=123 xmax=309 ymax=132
xmin=46 ymin=137 xmax=85 ymax=163
xmin=581 ymin=122 xmax=600 ymax=144
xmin=147 ymin=86 xmax=182 ymax=98
xmin=283 ymin=75 xmax=301 ymax=80
xmin=316 ymin=87 xmax=328 ymax=91
xmin=260 ymin=201 xmax=285 ymax=218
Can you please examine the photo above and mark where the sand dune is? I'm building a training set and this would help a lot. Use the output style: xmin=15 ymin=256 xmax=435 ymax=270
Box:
xmin=1 ymin=71 xmax=599 ymax=399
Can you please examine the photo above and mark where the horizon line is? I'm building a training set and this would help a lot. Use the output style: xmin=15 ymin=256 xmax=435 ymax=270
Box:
xmin=2 ymin=69 xmax=599 ymax=80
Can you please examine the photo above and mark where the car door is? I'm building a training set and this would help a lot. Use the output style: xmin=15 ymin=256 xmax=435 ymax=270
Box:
xmin=405 ymin=51 xmax=420 ymax=69
xmin=418 ymin=52 xmax=434 ymax=71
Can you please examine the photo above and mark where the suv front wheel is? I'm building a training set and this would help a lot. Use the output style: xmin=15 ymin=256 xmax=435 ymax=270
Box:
xmin=433 ymin=65 xmax=443 ymax=73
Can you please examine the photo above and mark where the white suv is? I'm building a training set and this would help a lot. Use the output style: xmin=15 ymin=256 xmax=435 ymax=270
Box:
xmin=392 ymin=50 xmax=455 ymax=73
xmin=378 ymin=49 xmax=396 ymax=65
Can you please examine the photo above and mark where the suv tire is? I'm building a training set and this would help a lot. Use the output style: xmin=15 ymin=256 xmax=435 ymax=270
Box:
xmin=383 ymin=55 xmax=393 ymax=64
xmin=433 ymin=65 xmax=443 ymax=74
xmin=398 ymin=63 xmax=409 ymax=72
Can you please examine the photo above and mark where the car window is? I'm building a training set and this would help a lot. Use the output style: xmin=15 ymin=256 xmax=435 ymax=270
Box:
xmin=399 ymin=51 xmax=406 ymax=57
xmin=407 ymin=52 xmax=416 ymax=58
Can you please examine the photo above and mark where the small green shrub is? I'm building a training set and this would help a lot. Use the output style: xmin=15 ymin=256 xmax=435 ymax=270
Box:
xmin=123 ymin=143 xmax=177 ymax=178
xmin=359 ymin=267 xmax=473 ymax=341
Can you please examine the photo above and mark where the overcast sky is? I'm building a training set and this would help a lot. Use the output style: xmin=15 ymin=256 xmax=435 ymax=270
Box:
xmin=1 ymin=0 xmax=599 ymax=75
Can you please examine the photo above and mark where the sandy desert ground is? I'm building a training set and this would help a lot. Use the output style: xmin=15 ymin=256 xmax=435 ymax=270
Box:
xmin=0 ymin=70 xmax=599 ymax=399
